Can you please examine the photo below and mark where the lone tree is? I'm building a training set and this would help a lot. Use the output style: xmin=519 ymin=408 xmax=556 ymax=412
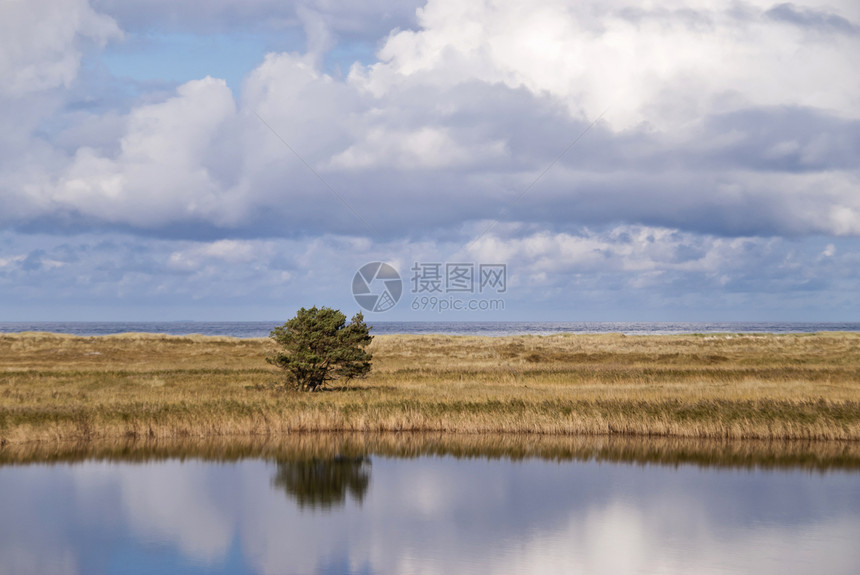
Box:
xmin=267 ymin=306 xmax=373 ymax=391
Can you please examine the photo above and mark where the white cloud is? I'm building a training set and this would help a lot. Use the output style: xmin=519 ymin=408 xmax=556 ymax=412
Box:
xmin=52 ymin=76 xmax=240 ymax=227
xmin=1 ymin=0 xmax=857 ymax=243
xmin=296 ymin=5 xmax=336 ymax=66
xmin=0 ymin=255 xmax=24 ymax=268
xmin=330 ymin=126 xmax=507 ymax=169
xmin=351 ymin=0 xmax=860 ymax=131
xmin=168 ymin=239 xmax=267 ymax=271
xmin=465 ymin=225 xmax=777 ymax=279
xmin=0 ymin=0 xmax=121 ymax=97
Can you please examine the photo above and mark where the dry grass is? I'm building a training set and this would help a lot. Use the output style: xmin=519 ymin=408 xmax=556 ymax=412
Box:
xmin=1 ymin=331 xmax=859 ymax=444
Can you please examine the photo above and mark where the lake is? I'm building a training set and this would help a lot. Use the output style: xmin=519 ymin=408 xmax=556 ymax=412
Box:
xmin=1 ymin=435 xmax=859 ymax=575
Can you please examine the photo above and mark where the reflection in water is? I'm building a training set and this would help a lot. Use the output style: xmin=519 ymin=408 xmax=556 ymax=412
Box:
xmin=4 ymin=432 xmax=860 ymax=471
xmin=0 ymin=434 xmax=859 ymax=574
xmin=271 ymin=456 xmax=371 ymax=509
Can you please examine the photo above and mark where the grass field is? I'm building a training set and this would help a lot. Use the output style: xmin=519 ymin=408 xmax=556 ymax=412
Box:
xmin=1 ymin=331 xmax=859 ymax=444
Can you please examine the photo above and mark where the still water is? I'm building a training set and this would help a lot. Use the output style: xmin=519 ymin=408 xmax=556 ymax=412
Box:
xmin=1 ymin=437 xmax=859 ymax=575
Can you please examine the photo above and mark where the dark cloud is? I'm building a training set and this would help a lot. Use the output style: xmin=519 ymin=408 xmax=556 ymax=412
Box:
xmin=614 ymin=6 xmax=716 ymax=31
xmin=90 ymin=0 xmax=424 ymax=41
xmin=19 ymin=250 xmax=48 ymax=272
xmin=766 ymin=3 xmax=859 ymax=35
xmin=696 ymin=107 xmax=860 ymax=173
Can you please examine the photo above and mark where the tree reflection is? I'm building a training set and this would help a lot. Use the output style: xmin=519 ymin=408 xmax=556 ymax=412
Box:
xmin=272 ymin=456 xmax=371 ymax=510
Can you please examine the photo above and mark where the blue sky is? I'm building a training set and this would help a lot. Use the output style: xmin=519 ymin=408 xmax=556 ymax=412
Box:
xmin=1 ymin=0 xmax=859 ymax=322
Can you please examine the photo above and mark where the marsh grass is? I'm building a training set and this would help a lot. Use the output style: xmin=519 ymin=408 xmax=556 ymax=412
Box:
xmin=1 ymin=331 xmax=859 ymax=444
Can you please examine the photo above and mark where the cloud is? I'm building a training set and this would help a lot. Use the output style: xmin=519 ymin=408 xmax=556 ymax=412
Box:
xmin=2 ymin=226 xmax=858 ymax=322
xmin=0 ymin=0 xmax=121 ymax=98
xmin=464 ymin=225 xmax=825 ymax=294
xmin=5 ymin=1 xmax=858 ymax=241
xmin=167 ymin=239 xmax=267 ymax=272
xmin=91 ymin=0 xmax=424 ymax=41
xmin=3 ymin=1 xmax=860 ymax=241
xmin=766 ymin=3 xmax=860 ymax=35
xmin=352 ymin=0 xmax=860 ymax=130
xmin=7 ymin=64 xmax=858 ymax=240
xmin=52 ymin=76 xmax=240 ymax=228
xmin=329 ymin=125 xmax=508 ymax=169
xmin=1 ymin=0 xmax=859 ymax=319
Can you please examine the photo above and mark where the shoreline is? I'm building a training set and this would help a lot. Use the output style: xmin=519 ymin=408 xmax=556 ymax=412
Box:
xmin=1 ymin=331 xmax=859 ymax=444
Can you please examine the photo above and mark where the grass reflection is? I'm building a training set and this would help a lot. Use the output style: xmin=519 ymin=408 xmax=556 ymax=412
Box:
xmin=2 ymin=432 xmax=859 ymax=472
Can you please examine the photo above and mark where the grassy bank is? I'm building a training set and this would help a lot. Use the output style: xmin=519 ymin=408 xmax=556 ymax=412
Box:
xmin=1 ymin=331 xmax=859 ymax=444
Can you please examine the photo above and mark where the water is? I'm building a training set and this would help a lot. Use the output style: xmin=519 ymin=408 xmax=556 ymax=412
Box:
xmin=1 ymin=320 xmax=859 ymax=338
xmin=1 ymin=438 xmax=858 ymax=575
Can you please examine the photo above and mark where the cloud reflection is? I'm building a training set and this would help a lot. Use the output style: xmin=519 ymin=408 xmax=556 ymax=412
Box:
xmin=0 ymin=453 xmax=858 ymax=575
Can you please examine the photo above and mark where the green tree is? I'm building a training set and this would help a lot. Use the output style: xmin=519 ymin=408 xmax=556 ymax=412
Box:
xmin=267 ymin=306 xmax=373 ymax=391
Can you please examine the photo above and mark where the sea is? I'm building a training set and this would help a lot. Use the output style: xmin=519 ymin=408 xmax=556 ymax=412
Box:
xmin=1 ymin=321 xmax=858 ymax=338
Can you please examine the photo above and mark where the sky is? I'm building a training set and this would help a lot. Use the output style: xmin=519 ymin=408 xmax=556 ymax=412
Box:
xmin=1 ymin=0 xmax=859 ymax=322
